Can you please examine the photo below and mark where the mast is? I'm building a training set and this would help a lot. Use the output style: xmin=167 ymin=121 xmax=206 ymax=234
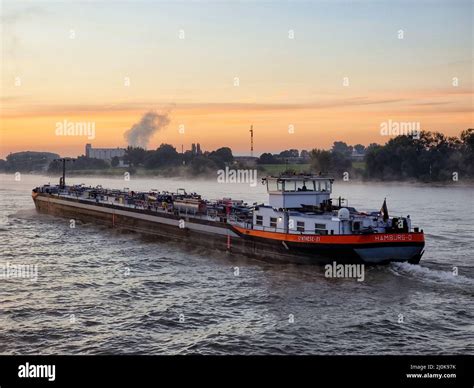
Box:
xmin=54 ymin=158 xmax=75 ymax=188
xmin=250 ymin=125 xmax=254 ymax=157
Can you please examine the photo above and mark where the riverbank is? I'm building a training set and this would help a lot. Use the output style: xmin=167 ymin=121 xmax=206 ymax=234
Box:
xmin=3 ymin=158 xmax=473 ymax=185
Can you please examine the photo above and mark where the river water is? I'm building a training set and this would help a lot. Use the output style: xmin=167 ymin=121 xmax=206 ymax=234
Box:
xmin=0 ymin=173 xmax=472 ymax=354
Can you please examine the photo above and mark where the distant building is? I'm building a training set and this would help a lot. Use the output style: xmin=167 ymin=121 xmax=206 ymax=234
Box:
xmin=191 ymin=143 xmax=203 ymax=155
xmin=85 ymin=144 xmax=128 ymax=167
xmin=85 ymin=144 xmax=126 ymax=160
xmin=351 ymin=149 xmax=365 ymax=162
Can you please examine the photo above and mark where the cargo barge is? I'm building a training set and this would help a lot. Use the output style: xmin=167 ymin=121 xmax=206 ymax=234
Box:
xmin=32 ymin=172 xmax=425 ymax=265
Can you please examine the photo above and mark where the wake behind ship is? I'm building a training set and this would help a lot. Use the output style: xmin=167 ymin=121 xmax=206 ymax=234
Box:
xmin=32 ymin=174 xmax=425 ymax=265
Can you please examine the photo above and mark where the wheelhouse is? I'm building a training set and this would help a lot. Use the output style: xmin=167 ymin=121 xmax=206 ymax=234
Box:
xmin=262 ymin=175 xmax=334 ymax=209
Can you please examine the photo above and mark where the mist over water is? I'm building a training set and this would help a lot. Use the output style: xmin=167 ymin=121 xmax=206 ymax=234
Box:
xmin=0 ymin=174 xmax=472 ymax=354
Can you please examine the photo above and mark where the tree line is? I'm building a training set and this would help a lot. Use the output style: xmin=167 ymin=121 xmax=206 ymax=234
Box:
xmin=2 ymin=129 xmax=472 ymax=182
xmin=309 ymin=129 xmax=473 ymax=181
xmin=257 ymin=144 xmax=366 ymax=165
xmin=364 ymin=129 xmax=473 ymax=181
xmin=0 ymin=152 xmax=60 ymax=173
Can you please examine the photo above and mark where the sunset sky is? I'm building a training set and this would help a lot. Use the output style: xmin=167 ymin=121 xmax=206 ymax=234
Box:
xmin=1 ymin=0 xmax=472 ymax=158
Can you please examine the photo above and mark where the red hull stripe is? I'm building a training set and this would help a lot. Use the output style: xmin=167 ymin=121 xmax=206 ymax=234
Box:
xmin=232 ymin=226 xmax=425 ymax=244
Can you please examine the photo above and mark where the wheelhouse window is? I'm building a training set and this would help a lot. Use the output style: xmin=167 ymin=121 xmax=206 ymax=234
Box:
xmin=295 ymin=180 xmax=315 ymax=192
xmin=283 ymin=180 xmax=295 ymax=192
xmin=297 ymin=221 xmax=305 ymax=232
xmin=315 ymin=223 xmax=327 ymax=234
xmin=320 ymin=180 xmax=332 ymax=192
xmin=270 ymin=217 xmax=277 ymax=228
xmin=256 ymin=215 xmax=263 ymax=226
xmin=306 ymin=181 xmax=315 ymax=191
xmin=267 ymin=180 xmax=278 ymax=192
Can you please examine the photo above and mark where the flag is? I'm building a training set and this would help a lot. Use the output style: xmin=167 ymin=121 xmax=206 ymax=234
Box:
xmin=380 ymin=198 xmax=389 ymax=221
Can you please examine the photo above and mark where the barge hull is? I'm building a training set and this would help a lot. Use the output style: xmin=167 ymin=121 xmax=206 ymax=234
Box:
xmin=33 ymin=193 xmax=424 ymax=265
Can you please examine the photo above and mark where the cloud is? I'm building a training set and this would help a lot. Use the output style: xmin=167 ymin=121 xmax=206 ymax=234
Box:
xmin=1 ymin=89 xmax=471 ymax=118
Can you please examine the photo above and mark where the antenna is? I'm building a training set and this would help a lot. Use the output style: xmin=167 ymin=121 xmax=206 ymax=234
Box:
xmin=250 ymin=125 xmax=254 ymax=157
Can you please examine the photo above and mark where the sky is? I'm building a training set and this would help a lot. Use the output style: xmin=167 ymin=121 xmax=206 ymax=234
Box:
xmin=1 ymin=0 xmax=472 ymax=158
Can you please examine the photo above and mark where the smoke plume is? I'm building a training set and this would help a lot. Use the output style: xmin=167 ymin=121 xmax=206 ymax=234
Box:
xmin=124 ymin=110 xmax=171 ymax=149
